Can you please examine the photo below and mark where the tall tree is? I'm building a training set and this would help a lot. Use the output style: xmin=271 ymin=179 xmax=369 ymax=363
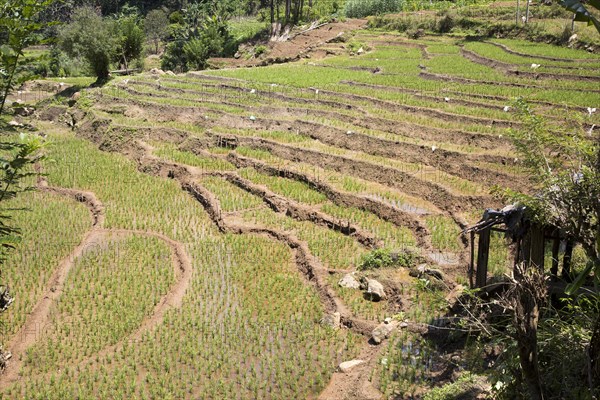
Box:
xmin=58 ymin=6 xmax=119 ymax=81
xmin=145 ymin=9 xmax=169 ymax=54
xmin=506 ymin=99 xmax=600 ymax=392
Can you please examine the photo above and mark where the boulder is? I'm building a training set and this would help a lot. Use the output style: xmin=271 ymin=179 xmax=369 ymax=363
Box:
xmin=339 ymin=359 xmax=364 ymax=372
xmin=365 ymin=278 xmax=386 ymax=301
xmin=372 ymin=320 xmax=398 ymax=344
xmin=149 ymin=68 xmax=165 ymax=75
xmin=338 ymin=273 xmax=360 ymax=289
xmin=322 ymin=311 xmax=341 ymax=329
xmin=13 ymin=106 xmax=34 ymax=117
xmin=410 ymin=264 xmax=446 ymax=281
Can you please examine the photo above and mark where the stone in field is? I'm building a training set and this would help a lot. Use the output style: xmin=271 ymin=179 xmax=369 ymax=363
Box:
xmin=338 ymin=273 xmax=360 ymax=289
xmin=339 ymin=359 xmax=364 ymax=372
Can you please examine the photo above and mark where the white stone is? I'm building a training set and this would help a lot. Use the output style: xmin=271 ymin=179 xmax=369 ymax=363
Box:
xmin=339 ymin=359 xmax=364 ymax=372
xmin=338 ymin=273 xmax=360 ymax=289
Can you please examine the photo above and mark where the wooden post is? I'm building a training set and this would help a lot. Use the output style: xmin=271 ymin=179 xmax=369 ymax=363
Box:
xmin=469 ymin=231 xmax=475 ymax=288
xmin=562 ymin=241 xmax=574 ymax=282
xmin=520 ymin=223 xmax=545 ymax=271
xmin=476 ymin=228 xmax=491 ymax=288
xmin=529 ymin=224 xmax=545 ymax=270
xmin=550 ymin=238 xmax=560 ymax=280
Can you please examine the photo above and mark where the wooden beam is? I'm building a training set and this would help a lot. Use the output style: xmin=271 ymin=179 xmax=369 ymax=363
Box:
xmin=476 ymin=228 xmax=491 ymax=288
xmin=550 ymin=238 xmax=560 ymax=279
xmin=562 ymin=241 xmax=574 ymax=282
xmin=529 ymin=224 xmax=545 ymax=270
xmin=469 ymin=231 xmax=475 ymax=288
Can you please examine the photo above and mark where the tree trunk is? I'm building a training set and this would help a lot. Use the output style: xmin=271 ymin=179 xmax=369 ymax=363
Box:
xmin=589 ymin=314 xmax=600 ymax=392
xmin=285 ymin=0 xmax=291 ymax=22
xmin=512 ymin=264 xmax=546 ymax=400
xmin=270 ymin=0 xmax=275 ymax=24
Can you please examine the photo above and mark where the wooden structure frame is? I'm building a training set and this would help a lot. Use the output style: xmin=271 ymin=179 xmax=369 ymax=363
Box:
xmin=466 ymin=207 xmax=576 ymax=289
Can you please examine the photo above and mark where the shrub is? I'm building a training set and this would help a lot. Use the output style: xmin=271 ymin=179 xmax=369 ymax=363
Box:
xmin=58 ymin=6 xmax=119 ymax=81
xmin=437 ymin=13 xmax=454 ymax=33
xmin=117 ymin=16 xmax=145 ymax=70
xmin=145 ymin=9 xmax=169 ymax=54
xmin=345 ymin=0 xmax=400 ymax=18
xmin=254 ymin=45 xmax=267 ymax=57
xmin=359 ymin=248 xmax=393 ymax=270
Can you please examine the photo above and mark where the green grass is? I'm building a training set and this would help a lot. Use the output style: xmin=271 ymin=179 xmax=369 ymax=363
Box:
xmin=425 ymin=215 xmax=462 ymax=252
xmin=152 ymin=142 xmax=236 ymax=171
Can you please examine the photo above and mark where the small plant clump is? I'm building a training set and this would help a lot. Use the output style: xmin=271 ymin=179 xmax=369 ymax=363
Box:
xmin=358 ymin=248 xmax=415 ymax=271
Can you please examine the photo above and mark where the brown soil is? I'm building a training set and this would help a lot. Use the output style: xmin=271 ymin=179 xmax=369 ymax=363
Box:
xmin=182 ymin=72 xmax=521 ymax=129
xmin=207 ymin=19 xmax=367 ymax=69
xmin=128 ymin=77 xmax=512 ymax=151
xmin=317 ymin=344 xmax=385 ymax=400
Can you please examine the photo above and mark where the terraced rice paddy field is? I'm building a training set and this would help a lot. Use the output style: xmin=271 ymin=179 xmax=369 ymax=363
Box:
xmin=2 ymin=30 xmax=599 ymax=399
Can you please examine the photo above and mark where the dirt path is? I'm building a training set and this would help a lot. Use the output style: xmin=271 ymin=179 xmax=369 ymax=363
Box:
xmin=317 ymin=343 xmax=385 ymax=400
xmin=126 ymin=140 xmax=379 ymax=335
xmin=0 ymin=183 xmax=193 ymax=389
xmin=207 ymin=19 xmax=367 ymax=68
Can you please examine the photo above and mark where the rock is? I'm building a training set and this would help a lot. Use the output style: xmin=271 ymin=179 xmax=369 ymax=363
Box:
xmin=8 ymin=120 xmax=23 ymax=127
xmin=411 ymin=264 xmax=446 ymax=282
xmin=234 ymin=51 xmax=241 ymax=59
xmin=165 ymin=70 xmax=176 ymax=76
xmin=338 ymin=273 xmax=361 ymax=289
xmin=372 ymin=320 xmax=398 ymax=344
xmin=339 ymin=359 xmax=364 ymax=372
xmin=365 ymin=278 xmax=386 ymax=301
xmin=399 ymin=322 xmax=408 ymax=329
xmin=357 ymin=47 xmax=364 ymax=54
xmin=149 ymin=68 xmax=165 ymax=75
xmin=322 ymin=312 xmax=341 ymax=329
xmin=13 ymin=107 xmax=34 ymax=117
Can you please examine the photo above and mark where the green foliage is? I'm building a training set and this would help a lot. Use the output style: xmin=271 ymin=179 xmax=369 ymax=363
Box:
xmin=506 ymin=99 xmax=599 ymax=276
xmin=116 ymin=14 xmax=145 ymax=70
xmin=423 ymin=374 xmax=479 ymax=399
xmin=560 ymin=0 xmax=600 ymax=33
xmin=437 ymin=13 xmax=454 ymax=33
xmin=358 ymin=248 xmax=415 ymax=270
xmin=358 ymin=248 xmax=393 ymax=270
xmin=145 ymin=9 xmax=169 ymax=54
xmin=345 ymin=0 xmax=398 ymax=18
xmin=162 ymin=8 xmax=234 ymax=72
xmin=0 ymin=133 xmax=46 ymax=259
xmin=0 ymin=0 xmax=56 ymax=114
xmin=58 ymin=7 xmax=120 ymax=81
xmin=254 ymin=44 xmax=267 ymax=57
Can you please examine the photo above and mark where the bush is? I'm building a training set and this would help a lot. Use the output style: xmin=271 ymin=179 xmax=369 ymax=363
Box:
xmin=345 ymin=0 xmax=399 ymax=18
xmin=358 ymin=248 xmax=393 ymax=270
xmin=117 ymin=16 xmax=145 ymax=70
xmin=58 ymin=7 xmax=119 ymax=81
xmin=254 ymin=45 xmax=267 ymax=57
xmin=437 ymin=13 xmax=454 ymax=33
